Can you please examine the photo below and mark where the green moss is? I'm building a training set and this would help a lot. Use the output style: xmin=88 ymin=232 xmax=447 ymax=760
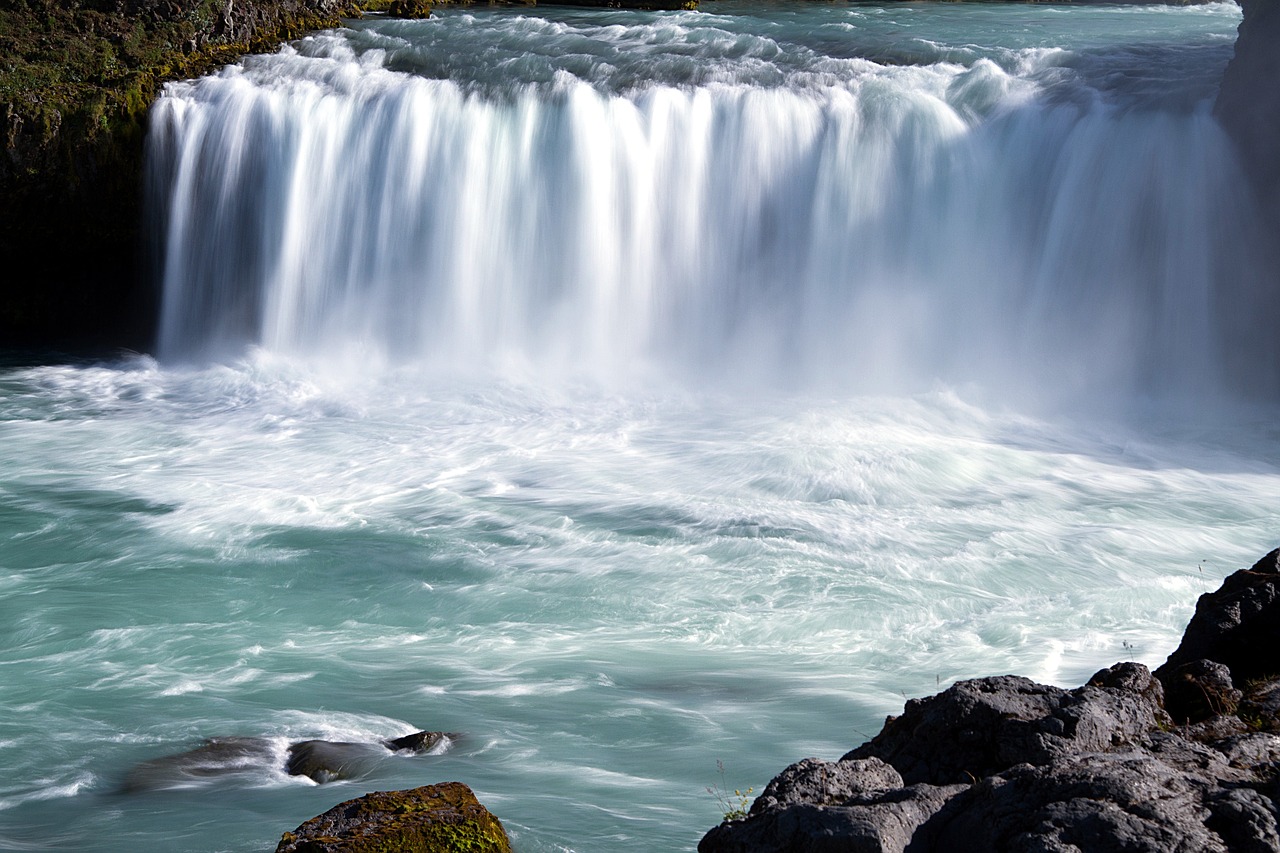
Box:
xmin=276 ymin=783 xmax=512 ymax=853
xmin=0 ymin=0 xmax=406 ymax=348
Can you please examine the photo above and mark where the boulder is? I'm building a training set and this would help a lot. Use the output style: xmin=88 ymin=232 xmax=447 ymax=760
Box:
xmin=275 ymin=782 xmax=511 ymax=853
xmin=124 ymin=730 xmax=450 ymax=790
xmin=1160 ymin=659 xmax=1244 ymax=725
xmin=1156 ymin=549 xmax=1280 ymax=692
xmin=841 ymin=663 xmax=1168 ymax=785
xmin=931 ymin=750 xmax=1235 ymax=853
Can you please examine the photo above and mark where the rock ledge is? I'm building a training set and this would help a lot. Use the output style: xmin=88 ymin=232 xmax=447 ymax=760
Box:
xmin=701 ymin=549 xmax=1280 ymax=853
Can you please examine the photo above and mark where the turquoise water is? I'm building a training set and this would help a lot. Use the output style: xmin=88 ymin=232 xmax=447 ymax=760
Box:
xmin=4 ymin=3 xmax=1278 ymax=851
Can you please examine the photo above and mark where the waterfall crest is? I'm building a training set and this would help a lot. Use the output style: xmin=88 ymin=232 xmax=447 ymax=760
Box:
xmin=149 ymin=9 xmax=1273 ymax=401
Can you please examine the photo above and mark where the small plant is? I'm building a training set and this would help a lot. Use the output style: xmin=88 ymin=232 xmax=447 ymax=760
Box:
xmin=707 ymin=760 xmax=754 ymax=822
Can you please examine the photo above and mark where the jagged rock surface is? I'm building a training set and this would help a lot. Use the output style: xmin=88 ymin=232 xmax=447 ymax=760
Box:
xmin=1156 ymin=550 xmax=1280 ymax=694
xmin=701 ymin=550 xmax=1280 ymax=853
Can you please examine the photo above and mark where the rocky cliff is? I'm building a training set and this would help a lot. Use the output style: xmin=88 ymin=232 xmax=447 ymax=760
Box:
xmin=701 ymin=549 xmax=1280 ymax=853
xmin=0 ymin=0 xmax=365 ymax=350
xmin=1217 ymin=0 xmax=1280 ymax=224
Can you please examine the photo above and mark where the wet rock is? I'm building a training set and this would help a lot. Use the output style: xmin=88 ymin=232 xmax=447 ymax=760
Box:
xmin=385 ymin=730 xmax=453 ymax=753
xmin=125 ymin=730 xmax=450 ymax=790
xmin=275 ymin=782 xmax=511 ymax=853
xmin=285 ymin=731 xmax=452 ymax=782
xmin=122 ymin=736 xmax=276 ymax=793
xmin=285 ymin=740 xmax=391 ymax=784
xmin=386 ymin=0 xmax=432 ymax=17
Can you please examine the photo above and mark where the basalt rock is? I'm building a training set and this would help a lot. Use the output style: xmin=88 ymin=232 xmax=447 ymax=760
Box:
xmin=701 ymin=549 xmax=1280 ymax=853
xmin=840 ymin=662 xmax=1169 ymax=786
xmin=275 ymin=782 xmax=511 ymax=853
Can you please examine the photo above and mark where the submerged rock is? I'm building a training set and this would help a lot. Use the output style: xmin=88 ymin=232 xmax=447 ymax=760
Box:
xmin=701 ymin=549 xmax=1280 ymax=853
xmin=124 ymin=730 xmax=451 ymax=791
xmin=275 ymin=782 xmax=511 ymax=853
xmin=285 ymin=731 xmax=451 ymax=784
xmin=123 ymin=736 xmax=278 ymax=793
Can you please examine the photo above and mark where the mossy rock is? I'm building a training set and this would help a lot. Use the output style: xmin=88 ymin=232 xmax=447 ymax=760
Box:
xmin=387 ymin=0 xmax=432 ymax=17
xmin=276 ymin=782 xmax=512 ymax=853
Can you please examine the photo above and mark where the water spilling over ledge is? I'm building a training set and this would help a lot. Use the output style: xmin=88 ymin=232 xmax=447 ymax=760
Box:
xmin=2 ymin=4 xmax=1278 ymax=853
xmin=148 ymin=4 xmax=1276 ymax=405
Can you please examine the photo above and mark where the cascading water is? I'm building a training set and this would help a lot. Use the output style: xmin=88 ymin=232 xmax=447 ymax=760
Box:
xmin=148 ymin=3 xmax=1274 ymax=402
xmin=3 ymin=5 xmax=1277 ymax=853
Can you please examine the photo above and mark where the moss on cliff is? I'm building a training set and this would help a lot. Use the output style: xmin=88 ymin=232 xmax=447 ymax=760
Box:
xmin=0 ymin=0 xmax=359 ymax=350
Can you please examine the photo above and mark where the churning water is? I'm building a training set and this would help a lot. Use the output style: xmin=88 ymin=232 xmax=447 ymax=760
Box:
xmin=2 ymin=2 xmax=1277 ymax=851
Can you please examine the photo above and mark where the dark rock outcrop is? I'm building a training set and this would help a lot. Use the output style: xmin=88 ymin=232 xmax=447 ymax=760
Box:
xmin=1156 ymin=550 xmax=1280 ymax=692
xmin=123 ymin=730 xmax=451 ymax=791
xmin=276 ymin=782 xmax=511 ymax=853
xmin=1216 ymin=0 xmax=1280 ymax=222
xmin=840 ymin=663 xmax=1170 ymax=786
xmin=0 ymin=0 xmax=428 ymax=352
xmin=701 ymin=549 xmax=1280 ymax=853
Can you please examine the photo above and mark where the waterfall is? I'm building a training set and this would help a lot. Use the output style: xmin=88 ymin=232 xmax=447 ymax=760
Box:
xmin=148 ymin=9 xmax=1274 ymax=402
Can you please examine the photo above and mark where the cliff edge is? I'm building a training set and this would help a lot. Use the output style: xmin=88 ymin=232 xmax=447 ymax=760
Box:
xmin=0 ymin=0 xmax=358 ymax=351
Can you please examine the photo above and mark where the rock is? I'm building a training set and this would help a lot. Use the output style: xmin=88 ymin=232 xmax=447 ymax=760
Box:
xmin=285 ymin=740 xmax=392 ymax=784
xmin=122 ymin=736 xmax=276 ymax=792
xmin=1214 ymin=732 xmax=1280 ymax=773
xmin=699 ymin=783 xmax=966 ymax=853
xmin=1161 ymin=659 xmax=1244 ymax=724
xmin=1156 ymin=549 xmax=1280 ymax=693
xmin=285 ymin=731 xmax=452 ymax=782
xmin=932 ymin=751 xmax=1232 ymax=853
xmin=1216 ymin=0 xmax=1280 ymax=217
xmin=702 ymin=549 xmax=1280 ymax=853
xmin=385 ymin=730 xmax=453 ymax=753
xmin=749 ymin=758 xmax=903 ymax=814
xmin=841 ymin=665 xmax=1168 ymax=785
xmin=0 ymin=0 xmax=396 ymax=349
xmin=124 ymin=730 xmax=450 ymax=790
xmin=275 ymin=782 xmax=511 ymax=853
xmin=381 ymin=0 xmax=432 ymax=17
